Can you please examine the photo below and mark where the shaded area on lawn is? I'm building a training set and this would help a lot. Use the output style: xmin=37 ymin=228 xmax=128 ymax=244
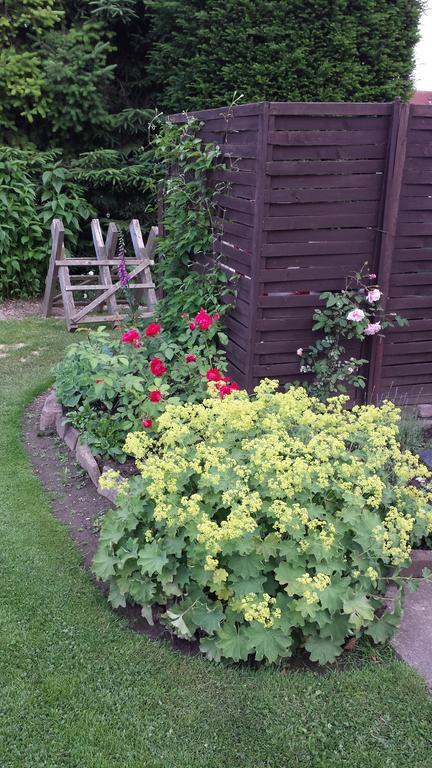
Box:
xmin=0 ymin=318 xmax=431 ymax=768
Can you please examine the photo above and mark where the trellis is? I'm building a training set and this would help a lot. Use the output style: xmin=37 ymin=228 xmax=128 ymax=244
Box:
xmin=43 ymin=218 xmax=157 ymax=330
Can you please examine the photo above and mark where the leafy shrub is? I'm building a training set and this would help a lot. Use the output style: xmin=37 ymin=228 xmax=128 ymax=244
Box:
xmin=153 ymin=116 xmax=234 ymax=331
xmin=0 ymin=148 xmax=93 ymax=298
xmin=93 ymin=382 xmax=432 ymax=665
xmin=54 ymin=311 xmax=231 ymax=461
xmin=298 ymin=266 xmax=407 ymax=399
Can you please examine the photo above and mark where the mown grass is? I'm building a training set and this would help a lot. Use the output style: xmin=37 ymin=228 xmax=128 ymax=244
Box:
xmin=0 ymin=318 xmax=431 ymax=768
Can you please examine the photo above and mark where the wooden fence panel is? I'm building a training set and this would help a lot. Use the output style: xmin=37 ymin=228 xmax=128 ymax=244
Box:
xmin=254 ymin=102 xmax=392 ymax=390
xmin=166 ymin=101 xmax=432 ymax=403
xmin=379 ymin=105 xmax=432 ymax=404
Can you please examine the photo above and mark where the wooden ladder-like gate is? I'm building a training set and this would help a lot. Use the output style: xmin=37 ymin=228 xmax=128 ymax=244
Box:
xmin=43 ymin=218 xmax=157 ymax=330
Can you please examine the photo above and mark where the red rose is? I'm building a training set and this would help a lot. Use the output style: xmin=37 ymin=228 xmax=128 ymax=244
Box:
xmin=194 ymin=307 xmax=213 ymax=331
xmin=206 ymin=368 xmax=223 ymax=382
xmin=218 ymin=384 xmax=232 ymax=398
xmin=149 ymin=389 xmax=162 ymax=402
xmin=150 ymin=357 xmax=167 ymax=376
xmin=185 ymin=354 xmax=197 ymax=363
xmin=218 ymin=380 xmax=240 ymax=398
xmin=189 ymin=322 xmax=196 ymax=330
xmin=122 ymin=328 xmax=141 ymax=347
xmin=145 ymin=323 xmax=161 ymax=337
xmin=142 ymin=418 xmax=153 ymax=428
xmin=213 ymin=313 xmax=220 ymax=320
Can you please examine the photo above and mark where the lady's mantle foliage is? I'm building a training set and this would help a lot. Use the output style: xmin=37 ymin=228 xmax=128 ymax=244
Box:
xmin=93 ymin=381 xmax=432 ymax=665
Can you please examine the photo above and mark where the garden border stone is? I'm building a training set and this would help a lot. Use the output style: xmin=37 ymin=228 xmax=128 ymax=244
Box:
xmin=40 ymin=389 xmax=127 ymax=495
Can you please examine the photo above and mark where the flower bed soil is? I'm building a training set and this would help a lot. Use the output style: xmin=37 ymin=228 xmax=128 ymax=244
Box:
xmin=24 ymin=393 xmax=199 ymax=656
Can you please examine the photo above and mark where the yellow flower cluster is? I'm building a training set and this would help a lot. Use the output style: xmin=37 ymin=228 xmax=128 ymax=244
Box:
xmin=296 ymin=572 xmax=331 ymax=604
xmin=381 ymin=506 xmax=415 ymax=565
xmin=121 ymin=380 xmax=432 ymax=592
xmin=99 ymin=468 xmax=121 ymax=490
xmin=231 ymin=592 xmax=281 ymax=627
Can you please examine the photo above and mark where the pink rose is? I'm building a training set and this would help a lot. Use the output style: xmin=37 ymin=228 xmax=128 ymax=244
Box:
xmin=347 ymin=308 xmax=365 ymax=322
xmin=364 ymin=322 xmax=381 ymax=336
xmin=296 ymin=348 xmax=303 ymax=356
xmin=366 ymin=289 xmax=381 ymax=303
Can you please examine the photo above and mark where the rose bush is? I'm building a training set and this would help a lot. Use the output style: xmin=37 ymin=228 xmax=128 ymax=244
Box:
xmin=93 ymin=381 xmax=432 ymax=665
xmin=54 ymin=308 xmax=235 ymax=461
xmin=298 ymin=265 xmax=408 ymax=398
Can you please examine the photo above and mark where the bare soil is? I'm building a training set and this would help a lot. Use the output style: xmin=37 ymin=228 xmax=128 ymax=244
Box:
xmin=0 ymin=298 xmax=66 ymax=320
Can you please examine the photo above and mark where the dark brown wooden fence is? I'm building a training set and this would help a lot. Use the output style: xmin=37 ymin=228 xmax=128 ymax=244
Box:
xmin=168 ymin=101 xmax=432 ymax=405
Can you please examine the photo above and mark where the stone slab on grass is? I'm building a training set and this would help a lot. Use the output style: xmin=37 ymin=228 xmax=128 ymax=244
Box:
xmin=392 ymin=580 xmax=432 ymax=691
xmin=76 ymin=440 xmax=100 ymax=487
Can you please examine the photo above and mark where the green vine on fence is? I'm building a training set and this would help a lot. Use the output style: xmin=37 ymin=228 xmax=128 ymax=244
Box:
xmin=151 ymin=115 xmax=234 ymax=330
xmin=297 ymin=265 xmax=408 ymax=399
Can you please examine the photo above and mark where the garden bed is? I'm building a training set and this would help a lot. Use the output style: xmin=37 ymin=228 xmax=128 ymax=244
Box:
xmin=26 ymin=390 xmax=342 ymax=672
xmin=26 ymin=391 xmax=200 ymax=656
xmin=32 ymin=387 xmax=432 ymax=671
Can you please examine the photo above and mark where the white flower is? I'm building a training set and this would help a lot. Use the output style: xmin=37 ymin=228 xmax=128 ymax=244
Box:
xmin=367 ymin=289 xmax=381 ymax=303
xmin=347 ymin=308 xmax=365 ymax=322
xmin=297 ymin=348 xmax=303 ymax=356
xmin=88 ymin=270 xmax=94 ymax=276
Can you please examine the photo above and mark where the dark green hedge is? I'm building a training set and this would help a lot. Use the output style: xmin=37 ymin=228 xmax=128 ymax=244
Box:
xmin=146 ymin=0 xmax=421 ymax=111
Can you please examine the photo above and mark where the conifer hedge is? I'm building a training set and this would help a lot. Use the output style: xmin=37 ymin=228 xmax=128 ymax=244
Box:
xmin=146 ymin=0 xmax=421 ymax=111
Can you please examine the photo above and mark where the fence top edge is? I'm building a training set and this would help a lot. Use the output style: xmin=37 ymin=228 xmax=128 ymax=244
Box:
xmin=169 ymin=102 xmax=266 ymax=122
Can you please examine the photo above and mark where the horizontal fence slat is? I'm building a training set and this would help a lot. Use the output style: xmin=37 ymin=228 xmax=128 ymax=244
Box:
xmin=263 ymin=212 xmax=378 ymax=230
xmin=265 ymin=183 xmax=381 ymax=204
xmin=268 ymin=129 xmax=387 ymax=146
xmin=269 ymin=102 xmax=393 ymax=116
xmin=266 ymin=159 xmax=384 ymax=176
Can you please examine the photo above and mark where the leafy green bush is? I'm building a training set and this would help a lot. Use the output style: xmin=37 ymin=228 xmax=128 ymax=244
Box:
xmin=54 ymin=312 xmax=231 ymax=461
xmin=93 ymin=382 xmax=432 ymax=665
xmin=153 ymin=116 xmax=233 ymax=331
xmin=0 ymin=148 xmax=93 ymax=298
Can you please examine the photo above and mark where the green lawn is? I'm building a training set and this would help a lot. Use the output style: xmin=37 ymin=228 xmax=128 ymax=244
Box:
xmin=0 ymin=317 xmax=431 ymax=768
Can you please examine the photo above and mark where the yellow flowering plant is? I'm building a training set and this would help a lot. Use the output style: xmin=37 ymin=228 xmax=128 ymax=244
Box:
xmin=93 ymin=380 xmax=432 ymax=665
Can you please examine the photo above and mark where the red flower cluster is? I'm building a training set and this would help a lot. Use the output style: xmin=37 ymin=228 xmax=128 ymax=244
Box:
xmin=205 ymin=368 xmax=239 ymax=398
xmin=122 ymin=328 xmax=142 ymax=347
xmin=150 ymin=357 xmax=167 ymax=376
xmin=149 ymin=389 xmax=162 ymax=402
xmin=185 ymin=354 xmax=197 ymax=363
xmin=189 ymin=307 xmax=219 ymax=331
xmin=145 ymin=323 xmax=161 ymax=337
xmin=206 ymin=368 xmax=223 ymax=382
xmin=217 ymin=380 xmax=239 ymax=398
xmin=142 ymin=418 xmax=153 ymax=428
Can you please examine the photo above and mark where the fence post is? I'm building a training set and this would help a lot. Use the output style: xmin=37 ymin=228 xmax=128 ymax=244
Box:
xmin=244 ymin=102 xmax=269 ymax=390
xmin=366 ymin=99 xmax=410 ymax=404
